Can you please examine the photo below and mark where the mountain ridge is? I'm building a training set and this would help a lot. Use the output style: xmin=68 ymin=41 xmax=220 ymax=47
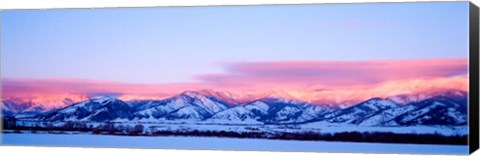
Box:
xmin=3 ymin=89 xmax=468 ymax=127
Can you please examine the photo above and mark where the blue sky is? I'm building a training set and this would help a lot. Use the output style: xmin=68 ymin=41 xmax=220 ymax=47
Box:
xmin=0 ymin=2 xmax=469 ymax=84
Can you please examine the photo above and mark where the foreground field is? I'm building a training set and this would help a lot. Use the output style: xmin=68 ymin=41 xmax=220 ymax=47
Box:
xmin=2 ymin=133 xmax=468 ymax=155
xmin=5 ymin=120 xmax=468 ymax=144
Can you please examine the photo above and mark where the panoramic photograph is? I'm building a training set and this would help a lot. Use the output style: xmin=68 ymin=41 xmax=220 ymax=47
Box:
xmin=0 ymin=1 xmax=470 ymax=154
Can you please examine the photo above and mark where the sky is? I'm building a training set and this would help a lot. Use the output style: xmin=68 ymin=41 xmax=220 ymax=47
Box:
xmin=0 ymin=2 xmax=470 ymax=106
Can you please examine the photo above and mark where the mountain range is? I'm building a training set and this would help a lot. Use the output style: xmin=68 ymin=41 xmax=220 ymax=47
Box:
xmin=1 ymin=90 xmax=468 ymax=126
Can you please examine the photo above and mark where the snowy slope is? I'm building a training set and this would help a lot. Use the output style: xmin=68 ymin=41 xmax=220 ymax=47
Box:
xmin=324 ymin=93 xmax=467 ymax=126
xmin=324 ymin=98 xmax=399 ymax=124
xmin=1 ymin=100 xmax=47 ymax=118
xmin=127 ymin=91 xmax=231 ymax=121
xmin=2 ymin=100 xmax=32 ymax=113
xmin=30 ymin=97 xmax=131 ymax=122
xmin=208 ymin=97 xmax=333 ymax=124
xmin=386 ymin=97 xmax=467 ymax=126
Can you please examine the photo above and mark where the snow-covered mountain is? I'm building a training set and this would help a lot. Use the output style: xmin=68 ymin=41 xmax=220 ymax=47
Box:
xmin=324 ymin=97 xmax=400 ymax=124
xmin=208 ymin=97 xmax=336 ymax=124
xmin=1 ymin=99 xmax=46 ymax=118
xmin=6 ymin=90 xmax=468 ymax=127
xmin=1 ymin=101 xmax=16 ymax=117
xmin=384 ymin=96 xmax=467 ymax=126
xmin=1 ymin=95 xmax=95 ymax=118
xmin=2 ymin=100 xmax=29 ymax=117
xmin=386 ymin=90 xmax=467 ymax=105
xmin=323 ymin=91 xmax=467 ymax=126
xmin=125 ymin=91 xmax=231 ymax=121
xmin=30 ymin=97 xmax=131 ymax=122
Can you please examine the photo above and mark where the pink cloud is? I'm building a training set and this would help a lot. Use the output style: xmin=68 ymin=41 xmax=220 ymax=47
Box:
xmin=195 ymin=58 xmax=468 ymax=90
xmin=2 ymin=78 xmax=209 ymax=101
xmin=1 ymin=58 xmax=468 ymax=108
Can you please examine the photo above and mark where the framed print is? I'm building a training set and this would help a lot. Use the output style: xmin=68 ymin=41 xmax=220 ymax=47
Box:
xmin=1 ymin=1 xmax=479 ymax=155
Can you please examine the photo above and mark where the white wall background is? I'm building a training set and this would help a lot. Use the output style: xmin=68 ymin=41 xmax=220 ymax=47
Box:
xmin=0 ymin=0 xmax=478 ymax=156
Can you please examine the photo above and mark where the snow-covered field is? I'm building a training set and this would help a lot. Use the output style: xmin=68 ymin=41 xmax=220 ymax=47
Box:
xmin=299 ymin=122 xmax=467 ymax=136
xmin=1 ymin=133 xmax=468 ymax=155
xmin=14 ymin=120 xmax=468 ymax=136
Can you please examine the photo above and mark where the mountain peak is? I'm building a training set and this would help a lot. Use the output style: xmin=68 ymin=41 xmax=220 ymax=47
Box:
xmin=365 ymin=97 xmax=385 ymax=102
xmin=258 ymin=95 xmax=305 ymax=105
xmin=179 ymin=90 xmax=206 ymax=98
xmin=433 ymin=89 xmax=467 ymax=99
xmin=385 ymin=89 xmax=468 ymax=105
xmin=95 ymin=96 xmax=115 ymax=101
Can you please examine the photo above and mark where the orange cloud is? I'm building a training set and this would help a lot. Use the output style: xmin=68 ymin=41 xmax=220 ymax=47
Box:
xmin=1 ymin=58 xmax=468 ymax=108
xmin=281 ymin=76 xmax=468 ymax=105
xmin=2 ymin=78 xmax=209 ymax=107
xmin=194 ymin=58 xmax=468 ymax=90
